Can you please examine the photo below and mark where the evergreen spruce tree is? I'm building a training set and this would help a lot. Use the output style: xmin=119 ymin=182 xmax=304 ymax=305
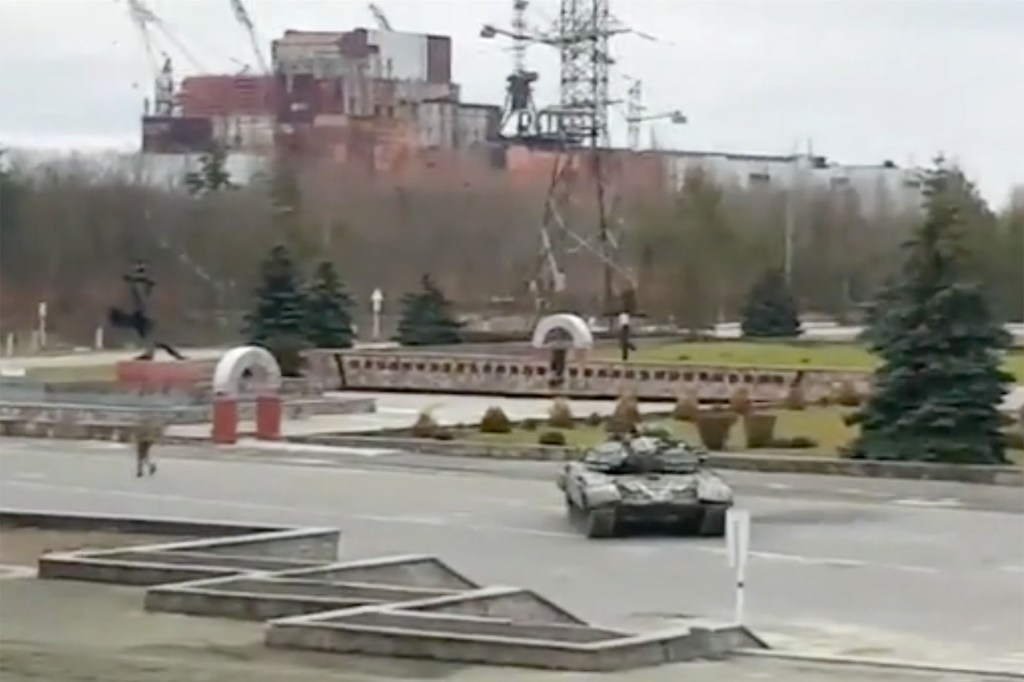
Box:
xmin=304 ymin=261 xmax=355 ymax=348
xmin=184 ymin=143 xmax=236 ymax=196
xmin=740 ymin=268 xmax=802 ymax=338
xmin=847 ymin=160 xmax=1013 ymax=464
xmin=395 ymin=274 xmax=464 ymax=346
xmin=243 ymin=244 xmax=308 ymax=375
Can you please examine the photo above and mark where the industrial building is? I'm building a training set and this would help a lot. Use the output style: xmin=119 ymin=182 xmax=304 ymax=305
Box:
xmin=664 ymin=150 xmax=926 ymax=215
xmin=137 ymin=22 xmax=924 ymax=215
xmin=142 ymin=27 xmax=499 ymax=171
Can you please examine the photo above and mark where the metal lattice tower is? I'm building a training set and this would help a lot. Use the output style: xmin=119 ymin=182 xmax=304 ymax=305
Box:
xmin=511 ymin=0 xmax=529 ymax=74
xmin=482 ymin=0 xmax=635 ymax=317
xmin=555 ymin=0 xmax=616 ymax=147
xmin=484 ymin=1 xmax=541 ymax=139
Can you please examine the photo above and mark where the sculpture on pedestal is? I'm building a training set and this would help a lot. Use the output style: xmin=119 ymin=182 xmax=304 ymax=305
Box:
xmin=108 ymin=260 xmax=185 ymax=361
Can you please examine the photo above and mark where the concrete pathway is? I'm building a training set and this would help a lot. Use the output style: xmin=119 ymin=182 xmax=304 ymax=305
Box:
xmin=166 ymin=392 xmax=672 ymax=439
xmin=2 ymin=440 xmax=1022 ymax=674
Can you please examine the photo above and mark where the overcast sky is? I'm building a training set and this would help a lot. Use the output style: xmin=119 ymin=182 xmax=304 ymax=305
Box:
xmin=1 ymin=0 xmax=1022 ymax=207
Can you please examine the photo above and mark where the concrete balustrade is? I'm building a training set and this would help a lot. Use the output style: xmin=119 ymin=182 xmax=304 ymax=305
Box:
xmin=305 ymin=349 xmax=870 ymax=404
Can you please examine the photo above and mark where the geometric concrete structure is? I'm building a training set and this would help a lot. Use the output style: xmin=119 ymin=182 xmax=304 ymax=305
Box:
xmin=212 ymin=345 xmax=283 ymax=398
xmin=531 ymin=313 xmax=594 ymax=350
xmin=211 ymin=345 xmax=284 ymax=444
xmin=20 ymin=510 xmax=767 ymax=671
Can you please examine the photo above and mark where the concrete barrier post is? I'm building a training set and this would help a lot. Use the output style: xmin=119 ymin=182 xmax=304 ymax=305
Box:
xmin=211 ymin=395 xmax=238 ymax=444
xmin=255 ymin=394 xmax=282 ymax=441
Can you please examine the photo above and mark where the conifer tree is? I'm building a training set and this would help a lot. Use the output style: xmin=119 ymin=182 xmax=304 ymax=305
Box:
xmin=243 ymin=244 xmax=308 ymax=375
xmin=395 ymin=274 xmax=464 ymax=346
xmin=184 ymin=143 xmax=236 ymax=195
xmin=304 ymin=261 xmax=355 ymax=349
xmin=740 ymin=268 xmax=802 ymax=338
xmin=846 ymin=160 xmax=1013 ymax=464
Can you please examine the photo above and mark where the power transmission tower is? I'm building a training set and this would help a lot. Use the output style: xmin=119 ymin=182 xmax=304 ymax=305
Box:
xmin=552 ymin=0 xmax=621 ymax=321
xmin=483 ymin=0 xmax=635 ymax=319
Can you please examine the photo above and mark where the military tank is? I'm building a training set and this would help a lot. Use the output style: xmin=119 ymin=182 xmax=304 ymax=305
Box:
xmin=556 ymin=434 xmax=734 ymax=539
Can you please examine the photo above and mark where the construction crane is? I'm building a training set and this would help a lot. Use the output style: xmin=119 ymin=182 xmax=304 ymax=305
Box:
xmin=123 ymin=0 xmax=194 ymax=116
xmin=228 ymin=0 xmax=270 ymax=74
xmin=125 ymin=0 xmax=160 ymax=77
xmin=624 ymin=77 xmax=686 ymax=151
xmin=123 ymin=0 xmax=205 ymax=72
xmin=368 ymin=3 xmax=393 ymax=31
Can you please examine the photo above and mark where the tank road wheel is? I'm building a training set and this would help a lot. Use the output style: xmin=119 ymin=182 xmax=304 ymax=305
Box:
xmin=584 ymin=509 xmax=618 ymax=539
xmin=698 ymin=504 xmax=728 ymax=537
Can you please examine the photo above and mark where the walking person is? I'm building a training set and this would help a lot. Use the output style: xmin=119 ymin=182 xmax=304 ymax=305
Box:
xmin=134 ymin=418 xmax=160 ymax=477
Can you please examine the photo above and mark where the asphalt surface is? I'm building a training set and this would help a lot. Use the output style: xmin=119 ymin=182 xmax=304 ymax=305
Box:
xmin=1 ymin=438 xmax=1023 ymax=675
xmin=5 ymin=580 xmax=1017 ymax=682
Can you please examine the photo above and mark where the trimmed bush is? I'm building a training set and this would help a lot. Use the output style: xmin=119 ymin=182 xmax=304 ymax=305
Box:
xmin=479 ymin=406 xmax=513 ymax=434
xmin=607 ymin=393 xmax=642 ymax=435
xmin=548 ymin=398 xmax=575 ymax=429
xmin=584 ymin=411 xmax=604 ymax=427
xmin=833 ymin=380 xmax=863 ymax=407
xmin=783 ymin=385 xmax=806 ymax=411
xmin=729 ymin=387 xmax=752 ymax=415
xmin=695 ymin=411 xmax=736 ymax=450
xmin=672 ymin=392 xmax=700 ymax=422
xmin=538 ymin=430 xmax=567 ymax=446
xmin=743 ymin=412 xmax=778 ymax=449
xmin=432 ymin=429 xmax=455 ymax=441
xmin=521 ymin=418 xmax=540 ymax=432
xmin=410 ymin=410 xmax=439 ymax=438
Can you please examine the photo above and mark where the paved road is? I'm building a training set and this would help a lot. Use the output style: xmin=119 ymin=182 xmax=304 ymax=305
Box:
xmin=1 ymin=438 xmax=1022 ymax=674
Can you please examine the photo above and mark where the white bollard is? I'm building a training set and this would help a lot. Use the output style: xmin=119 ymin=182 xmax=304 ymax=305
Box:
xmin=726 ymin=508 xmax=751 ymax=625
xmin=4 ymin=332 xmax=14 ymax=358
xmin=37 ymin=301 xmax=47 ymax=350
xmin=94 ymin=326 xmax=105 ymax=350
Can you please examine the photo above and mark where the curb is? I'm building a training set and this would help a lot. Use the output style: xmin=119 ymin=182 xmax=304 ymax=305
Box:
xmin=0 ymin=509 xmax=284 ymax=536
xmin=13 ymin=430 xmax=1020 ymax=487
xmin=289 ymin=434 xmax=1024 ymax=486
xmin=735 ymin=648 xmax=1024 ymax=679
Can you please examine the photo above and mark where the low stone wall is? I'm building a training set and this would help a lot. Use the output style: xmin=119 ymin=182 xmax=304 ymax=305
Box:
xmin=0 ymin=396 xmax=376 ymax=438
xmin=0 ymin=510 xmax=282 ymax=536
xmin=24 ymin=511 xmax=765 ymax=671
xmin=305 ymin=348 xmax=869 ymax=403
xmin=292 ymin=433 xmax=1024 ymax=486
xmin=0 ymin=418 xmax=142 ymax=441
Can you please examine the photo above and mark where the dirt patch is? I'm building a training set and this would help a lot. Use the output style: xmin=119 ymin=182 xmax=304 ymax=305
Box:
xmin=0 ymin=528 xmax=192 ymax=566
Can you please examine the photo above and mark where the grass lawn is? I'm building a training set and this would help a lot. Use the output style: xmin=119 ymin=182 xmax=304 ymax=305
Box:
xmin=456 ymin=407 xmax=1024 ymax=465
xmin=600 ymin=341 xmax=1024 ymax=383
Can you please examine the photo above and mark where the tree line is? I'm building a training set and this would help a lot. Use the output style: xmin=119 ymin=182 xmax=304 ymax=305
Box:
xmin=0 ymin=147 xmax=1020 ymax=346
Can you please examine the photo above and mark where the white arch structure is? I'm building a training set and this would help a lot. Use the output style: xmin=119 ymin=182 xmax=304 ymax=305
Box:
xmin=212 ymin=345 xmax=283 ymax=398
xmin=531 ymin=313 xmax=594 ymax=350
